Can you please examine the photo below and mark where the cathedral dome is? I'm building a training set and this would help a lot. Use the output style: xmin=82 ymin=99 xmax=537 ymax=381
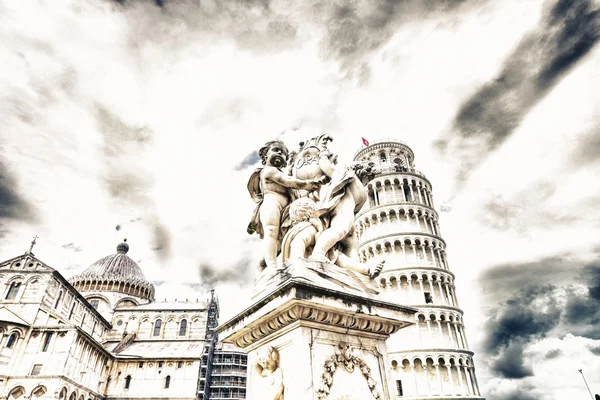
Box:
xmin=70 ymin=240 xmax=155 ymax=301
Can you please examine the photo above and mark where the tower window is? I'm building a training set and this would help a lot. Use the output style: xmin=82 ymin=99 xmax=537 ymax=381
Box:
xmin=6 ymin=333 xmax=18 ymax=348
xmin=153 ymin=319 xmax=162 ymax=337
xmin=138 ymin=362 xmax=144 ymax=368
xmin=424 ymin=292 xmax=433 ymax=304
xmin=89 ymin=299 xmax=100 ymax=309
xmin=179 ymin=319 xmax=188 ymax=336
xmin=158 ymin=361 xmax=164 ymax=368
xmin=69 ymin=302 xmax=76 ymax=319
xmin=124 ymin=375 xmax=132 ymax=389
xmin=42 ymin=332 xmax=53 ymax=352
xmin=54 ymin=291 xmax=63 ymax=309
xmin=396 ymin=380 xmax=403 ymax=396
xmin=177 ymin=361 xmax=183 ymax=369
xmin=5 ymin=282 xmax=21 ymax=300
xmin=31 ymin=364 xmax=43 ymax=376
xmin=164 ymin=375 xmax=171 ymax=389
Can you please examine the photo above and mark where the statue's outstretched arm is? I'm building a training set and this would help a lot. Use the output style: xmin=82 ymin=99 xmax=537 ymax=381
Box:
xmin=266 ymin=169 xmax=319 ymax=190
xmin=318 ymin=153 xmax=336 ymax=177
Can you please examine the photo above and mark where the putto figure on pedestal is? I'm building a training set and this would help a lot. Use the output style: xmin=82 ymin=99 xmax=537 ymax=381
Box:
xmin=247 ymin=134 xmax=382 ymax=278
xmin=247 ymin=140 xmax=322 ymax=270
xmin=255 ymin=346 xmax=284 ymax=400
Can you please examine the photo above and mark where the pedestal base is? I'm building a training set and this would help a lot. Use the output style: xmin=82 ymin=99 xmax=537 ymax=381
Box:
xmin=218 ymin=259 xmax=416 ymax=400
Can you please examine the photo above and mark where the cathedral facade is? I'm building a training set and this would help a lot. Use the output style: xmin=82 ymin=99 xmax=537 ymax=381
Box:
xmin=0 ymin=240 xmax=246 ymax=400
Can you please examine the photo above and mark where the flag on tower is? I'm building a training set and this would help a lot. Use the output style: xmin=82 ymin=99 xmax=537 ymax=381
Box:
xmin=362 ymin=137 xmax=369 ymax=146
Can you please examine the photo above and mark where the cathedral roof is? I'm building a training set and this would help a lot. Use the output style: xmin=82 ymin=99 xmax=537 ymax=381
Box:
xmin=69 ymin=240 xmax=155 ymax=301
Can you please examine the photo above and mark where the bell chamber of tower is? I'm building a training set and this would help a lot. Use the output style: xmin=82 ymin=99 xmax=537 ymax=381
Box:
xmin=353 ymin=138 xmax=484 ymax=399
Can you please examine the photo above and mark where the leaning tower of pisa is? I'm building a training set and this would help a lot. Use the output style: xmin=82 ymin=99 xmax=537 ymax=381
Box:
xmin=352 ymin=138 xmax=483 ymax=399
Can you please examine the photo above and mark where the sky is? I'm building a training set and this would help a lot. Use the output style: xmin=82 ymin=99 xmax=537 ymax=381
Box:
xmin=1 ymin=0 xmax=599 ymax=398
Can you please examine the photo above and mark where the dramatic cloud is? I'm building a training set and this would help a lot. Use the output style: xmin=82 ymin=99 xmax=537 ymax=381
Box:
xmin=484 ymin=285 xmax=561 ymax=378
xmin=0 ymin=161 xmax=34 ymax=221
xmin=480 ymin=256 xmax=600 ymax=383
xmin=564 ymin=263 xmax=600 ymax=339
xmin=435 ymin=0 xmax=600 ymax=188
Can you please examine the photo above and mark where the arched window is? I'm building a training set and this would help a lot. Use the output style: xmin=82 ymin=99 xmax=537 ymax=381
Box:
xmin=5 ymin=282 xmax=21 ymax=300
xmin=54 ymin=291 xmax=63 ymax=309
xmin=6 ymin=333 xmax=18 ymax=348
xmin=124 ymin=375 xmax=132 ymax=389
xmin=179 ymin=319 xmax=187 ymax=336
xmin=153 ymin=319 xmax=162 ymax=337
xmin=164 ymin=375 xmax=171 ymax=389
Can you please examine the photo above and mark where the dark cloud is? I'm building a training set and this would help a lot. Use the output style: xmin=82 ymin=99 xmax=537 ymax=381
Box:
xmin=435 ymin=0 xmax=600 ymax=188
xmin=112 ymin=0 xmax=474 ymax=84
xmin=320 ymin=0 xmax=471 ymax=82
xmin=0 ymin=160 xmax=35 ymax=221
xmin=234 ymin=151 xmax=261 ymax=171
xmin=152 ymin=222 xmax=171 ymax=262
xmin=62 ymin=242 xmax=82 ymax=252
xmin=198 ymin=256 xmax=253 ymax=287
xmin=588 ymin=345 xmax=600 ymax=356
xmin=481 ymin=256 xmax=600 ymax=379
xmin=544 ymin=348 xmax=562 ymax=359
xmin=563 ymin=263 xmax=600 ymax=339
xmin=491 ymin=340 xmax=533 ymax=379
xmin=484 ymin=284 xmax=561 ymax=378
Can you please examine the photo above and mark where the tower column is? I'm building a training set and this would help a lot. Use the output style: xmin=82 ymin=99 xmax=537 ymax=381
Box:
xmin=464 ymin=365 xmax=474 ymax=395
xmin=423 ymin=366 xmax=432 ymax=395
xmin=435 ymin=364 xmax=443 ymax=395
xmin=456 ymin=363 xmax=465 ymax=393
xmin=446 ymin=365 xmax=455 ymax=396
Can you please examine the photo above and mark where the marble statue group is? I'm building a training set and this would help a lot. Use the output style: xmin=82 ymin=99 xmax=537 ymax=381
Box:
xmin=247 ymin=134 xmax=383 ymax=279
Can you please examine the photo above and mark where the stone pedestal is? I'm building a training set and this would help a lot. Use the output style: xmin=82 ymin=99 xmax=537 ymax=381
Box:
xmin=218 ymin=259 xmax=416 ymax=400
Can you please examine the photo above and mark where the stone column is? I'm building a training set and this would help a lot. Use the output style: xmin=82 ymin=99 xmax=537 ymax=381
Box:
xmin=446 ymin=365 xmax=455 ymax=396
xmin=437 ymin=280 xmax=445 ymax=304
xmin=423 ymin=366 xmax=432 ymax=395
xmin=456 ymin=363 xmax=465 ymax=394
xmin=464 ymin=365 xmax=474 ymax=395
xmin=435 ymin=364 xmax=444 ymax=395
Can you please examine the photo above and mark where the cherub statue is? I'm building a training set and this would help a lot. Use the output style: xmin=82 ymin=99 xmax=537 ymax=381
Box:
xmin=280 ymin=197 xmax=384 ymax=279
xmin=255 ymin=346 xmax=284 ymax=400
xmin=247 ymin=140 xmax=322 ymax=270
xmin=289 ymin=134 xmax=368 ymax=263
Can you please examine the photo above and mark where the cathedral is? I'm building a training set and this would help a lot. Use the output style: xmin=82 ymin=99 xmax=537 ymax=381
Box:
xmin=0 ymin=240 xmax=247 ymax=400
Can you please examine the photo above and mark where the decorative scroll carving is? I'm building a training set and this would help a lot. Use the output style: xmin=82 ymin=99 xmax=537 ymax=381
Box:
xmin=317 ymin=343 xmax=381 ymax=400
xmin=255 ymin=346 xmax=284 ymax=400
xmin=231 ymin=302 xmax=402 ymax=348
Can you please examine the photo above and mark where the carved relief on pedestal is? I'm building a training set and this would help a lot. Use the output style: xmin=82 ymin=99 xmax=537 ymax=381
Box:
xmin=317 ymin=342 xmax=381 ymax=400
xmin=255 ymin=346 xmax=284 ymax=400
